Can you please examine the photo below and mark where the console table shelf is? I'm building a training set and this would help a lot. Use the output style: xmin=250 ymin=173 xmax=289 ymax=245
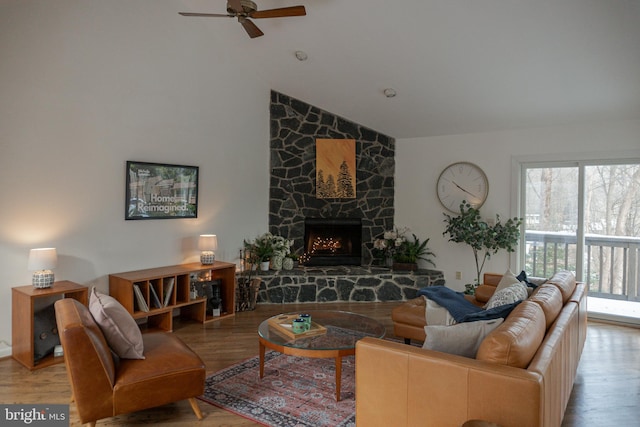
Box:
xmin=109 ymin=261 xmax=236 ymax=332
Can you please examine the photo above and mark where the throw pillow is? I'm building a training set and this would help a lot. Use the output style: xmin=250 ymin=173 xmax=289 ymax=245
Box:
xmin=485 ymin=282 xmax=528 ymax=310
xmin=424 ymin=297 xmax=457 ymax=326
xmin=422 ymin=318 xmax=504 ymax=358
xmin=494 ymin=269 xmax=521 ymax=293
xmin=89 ymin=287 xmax=145 ymax=359
xmin=33 ymin=304 xmax=60 ymax=361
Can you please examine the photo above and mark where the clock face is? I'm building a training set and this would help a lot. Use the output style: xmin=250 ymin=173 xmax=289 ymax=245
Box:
xmin=437 ymin=162 xmax=489 ymax=213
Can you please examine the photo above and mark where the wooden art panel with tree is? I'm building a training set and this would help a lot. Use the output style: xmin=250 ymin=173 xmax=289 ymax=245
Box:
xmin=315 ymin=139 xmax=356 ymax=199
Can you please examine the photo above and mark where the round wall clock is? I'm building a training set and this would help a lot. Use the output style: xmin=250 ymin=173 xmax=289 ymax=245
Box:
xmin=436 ymin=162 xmax=489 ymax=213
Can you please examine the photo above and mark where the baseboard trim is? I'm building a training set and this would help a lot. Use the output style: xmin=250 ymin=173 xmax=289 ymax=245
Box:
xmin=589 ymin=313 xmax=640 ymax=328
xmin=0 ymin=346 xmax=12 ymax=359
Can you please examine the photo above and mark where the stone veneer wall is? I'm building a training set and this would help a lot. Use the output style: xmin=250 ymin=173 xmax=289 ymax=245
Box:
xmin=269 ymin=91 xmax=395 ymax=265
xmin=251 ymin=266 xmax=445 ymax=304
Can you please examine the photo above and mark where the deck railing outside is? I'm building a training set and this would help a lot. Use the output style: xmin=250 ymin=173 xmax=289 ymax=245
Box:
xmin=525 ymin=231 xmax=640 ymax=302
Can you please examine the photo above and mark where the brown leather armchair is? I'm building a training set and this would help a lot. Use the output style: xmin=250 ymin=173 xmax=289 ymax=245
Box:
xmin=54 ymin=298 xmax=205 ymax=426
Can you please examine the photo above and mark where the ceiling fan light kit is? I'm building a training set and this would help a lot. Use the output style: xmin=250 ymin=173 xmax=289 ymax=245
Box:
xmin=180 ymin=1 xmax=306 ymax=38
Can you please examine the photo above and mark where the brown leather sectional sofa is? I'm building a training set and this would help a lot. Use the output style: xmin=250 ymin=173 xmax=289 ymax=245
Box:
xmin=355 ymin=271 xmax=587 ymax=427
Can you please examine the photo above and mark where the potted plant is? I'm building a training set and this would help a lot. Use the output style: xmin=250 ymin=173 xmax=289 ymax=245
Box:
xmin=244 ymin=233 xmax=273 ymax=271
xmin=373 ymin=227 xmax=436 ymax=270
xmin=443 ymin=201 xmax=522 ymax=294
xmin=243 ymin=232 xmax=293 ymax=271
xmin=393 ymin=234 xmax=436 ymax=269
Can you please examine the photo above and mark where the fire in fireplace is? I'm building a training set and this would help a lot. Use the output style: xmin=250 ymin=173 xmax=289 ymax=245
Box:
xmin=303 ymin=218 xmax=362 ymax=266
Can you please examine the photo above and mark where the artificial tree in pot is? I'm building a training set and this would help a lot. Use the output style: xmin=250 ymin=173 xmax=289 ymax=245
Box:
xmin=443 ymin=201 xmax=522 ymax=294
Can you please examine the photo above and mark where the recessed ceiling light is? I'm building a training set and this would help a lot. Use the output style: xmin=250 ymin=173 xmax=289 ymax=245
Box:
xmin=383 ymin=88 xmax=397 ymax=98
xmin=294 ymin=50 xmax=308 ymax=61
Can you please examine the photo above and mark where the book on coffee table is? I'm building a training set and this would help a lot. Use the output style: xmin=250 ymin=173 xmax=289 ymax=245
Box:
xmin=267 ymin=314 xmax=327 ymax=339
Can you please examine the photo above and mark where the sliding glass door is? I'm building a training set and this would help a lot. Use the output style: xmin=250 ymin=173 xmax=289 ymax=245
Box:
xmin=523 ymin=165 xmax=580 ymax=278
xmin=583 ymin=165 xmax=640 ymax=302
xmin=521 ymin=161 xmax=640 ymax=312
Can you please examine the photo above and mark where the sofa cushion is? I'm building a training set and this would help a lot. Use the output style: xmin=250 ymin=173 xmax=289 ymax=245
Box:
xmin=476 ymin=301 xmax=546 ymax=368
xmin=391 ymin=296 xmax=427 ymax=327
xmin=528 ymin=284 xmax=563 ymax=329
xmin=422 ymin=318 xmax=504 ymax=358
xmin=89 ymin=287 xmax=145 ymax=359
xmin=546 ymin=270 xmax=577 ymax=303
xmin=473 ymin=284 xmax=496 ymax=304
xmin=485 ymin=282 xmax=528 ymax=310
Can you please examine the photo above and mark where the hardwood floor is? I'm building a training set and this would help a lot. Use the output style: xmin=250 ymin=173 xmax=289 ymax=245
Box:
xmin=561 ymin=320 xmax=640 ymax=427
xmin=0 ymin=302 xmax=638 ymax=426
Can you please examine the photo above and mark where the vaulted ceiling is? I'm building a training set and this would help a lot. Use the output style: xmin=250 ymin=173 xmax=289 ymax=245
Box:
xmin=31 ymin=0 xmax=640 ymax=140
xmin=177 ymin=0 xmax=640 ymax=138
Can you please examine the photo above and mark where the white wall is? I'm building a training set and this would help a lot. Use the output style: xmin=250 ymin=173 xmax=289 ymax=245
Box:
xmin=395 ymin=120 xmax=640 ymax=291
xmin=2 ymin=1 xmax=639 ymax=354
xmin=0 ymin=1 xmax=270 ymax=350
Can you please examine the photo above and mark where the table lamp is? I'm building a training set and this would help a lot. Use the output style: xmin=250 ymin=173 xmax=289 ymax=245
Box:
xmin=199 ymin=234 xmax=218 ymax=265
xmin=28 ymin=248 xmax=58 ymax=288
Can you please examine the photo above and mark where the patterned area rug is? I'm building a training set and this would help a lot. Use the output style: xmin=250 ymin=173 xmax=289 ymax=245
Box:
xmin=199 ymin=351 xmax=355 ymax=427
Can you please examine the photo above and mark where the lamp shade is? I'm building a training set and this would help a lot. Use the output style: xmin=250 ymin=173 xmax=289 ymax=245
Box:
xmin=198 ymin=234 xmax=218 ymax=251
xmin=28 ymin=248 xmax=58 ymax=270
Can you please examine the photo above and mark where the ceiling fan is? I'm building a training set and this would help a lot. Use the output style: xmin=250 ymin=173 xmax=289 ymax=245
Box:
xmin=179 ymin=0 xmax=306 ymax=39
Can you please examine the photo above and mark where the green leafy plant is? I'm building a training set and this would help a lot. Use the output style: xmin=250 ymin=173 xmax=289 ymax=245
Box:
xmin=373 ymin=227 xmax=436 ymax=266
xmin=394 ymin=234 xmax=436 ymax=265
xmin=243 ymin=232 xmax=293 ymax=264
xmin=443 ymin=201 xmax=522 ymax=292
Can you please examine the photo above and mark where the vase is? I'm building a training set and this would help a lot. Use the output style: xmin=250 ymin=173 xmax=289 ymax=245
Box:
xmin=282 ymin=257 xmax=294 ymax=270
xmin=271 ymin=256 xmax=283 ymax=271
xmin=385 ymin=255 xmax=393 ymax=268
xmin=259 ymin=261 xmax=270 ymax=271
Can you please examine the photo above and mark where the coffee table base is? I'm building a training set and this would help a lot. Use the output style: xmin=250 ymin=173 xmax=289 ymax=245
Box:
xmin=258 ymin=338 xmax=353 ymax=401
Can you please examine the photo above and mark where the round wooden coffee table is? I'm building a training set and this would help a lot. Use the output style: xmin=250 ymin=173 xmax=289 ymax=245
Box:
xmin=258 ymin=310 xmax=385 ymax=401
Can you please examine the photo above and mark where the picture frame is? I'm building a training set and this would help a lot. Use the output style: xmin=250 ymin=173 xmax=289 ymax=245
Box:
xmin=125 ymin=161 xmax=199 ymax=220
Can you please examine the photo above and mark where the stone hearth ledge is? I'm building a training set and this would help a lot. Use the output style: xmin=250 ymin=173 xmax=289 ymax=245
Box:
xmin=243 ymin=266 xmax=444 ymax=304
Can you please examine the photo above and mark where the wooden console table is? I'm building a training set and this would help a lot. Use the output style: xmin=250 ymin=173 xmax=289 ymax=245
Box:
xmin=12 ymin=281 xmax=88 ymax=370
xmin=109 ymin=261 xmax=236 ymax=332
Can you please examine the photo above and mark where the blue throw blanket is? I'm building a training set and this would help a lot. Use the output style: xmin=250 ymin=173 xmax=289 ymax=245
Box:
xmin=418 ymin=286 xmax=521 ymax=323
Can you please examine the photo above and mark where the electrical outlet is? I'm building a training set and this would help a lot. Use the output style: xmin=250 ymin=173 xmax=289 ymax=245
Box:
xmin=455 ymin=271 xmax=462 ymax=280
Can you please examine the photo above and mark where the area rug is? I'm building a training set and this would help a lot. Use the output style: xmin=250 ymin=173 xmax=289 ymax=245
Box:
xmin=199 ymin=351 xmax=355 ymax=427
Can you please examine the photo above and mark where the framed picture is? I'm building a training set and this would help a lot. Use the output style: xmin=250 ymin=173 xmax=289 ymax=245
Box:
xmin=125 ymin=161 xmax=199 ymax=220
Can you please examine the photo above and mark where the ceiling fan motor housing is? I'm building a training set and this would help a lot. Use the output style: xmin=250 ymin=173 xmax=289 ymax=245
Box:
xmin=227 ymin=0 xmax=257 ymax=15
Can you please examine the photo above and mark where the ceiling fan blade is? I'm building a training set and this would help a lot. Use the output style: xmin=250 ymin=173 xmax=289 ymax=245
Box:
xmin=179 ymin=12 xmax=233 ymax=18
xmin=250 ymin=5 xmax=306 ymax=19
xmin=239 ymin=17 xmax=264 ymax=38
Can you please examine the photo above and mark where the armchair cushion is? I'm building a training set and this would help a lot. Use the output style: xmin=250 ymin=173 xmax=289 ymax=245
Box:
xmin=89 ymin=287 xmax=145 ymax=359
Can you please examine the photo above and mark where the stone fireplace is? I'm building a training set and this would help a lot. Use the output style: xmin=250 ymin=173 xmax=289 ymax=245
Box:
xmin=269 ymin=91 xmax=395 ymax=265
xmin=261 ymin=92 xmax=444 ymax=304
xmin=304 ymin=218 xmax=362 ymax=266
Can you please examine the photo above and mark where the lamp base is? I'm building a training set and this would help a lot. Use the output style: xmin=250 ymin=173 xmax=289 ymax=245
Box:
xmin=32 ymin=270 xmax=55 ymax=288
xmin=200 ymin=251 xmax=215 ymax=265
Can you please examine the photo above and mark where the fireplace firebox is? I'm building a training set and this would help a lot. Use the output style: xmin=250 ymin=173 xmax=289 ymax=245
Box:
xmin=303 ymin=218 xmax=362 ymax=266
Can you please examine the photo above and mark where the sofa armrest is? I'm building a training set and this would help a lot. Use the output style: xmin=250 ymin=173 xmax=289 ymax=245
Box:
xmin=356 ymin=337 xmax=544 ymax=427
